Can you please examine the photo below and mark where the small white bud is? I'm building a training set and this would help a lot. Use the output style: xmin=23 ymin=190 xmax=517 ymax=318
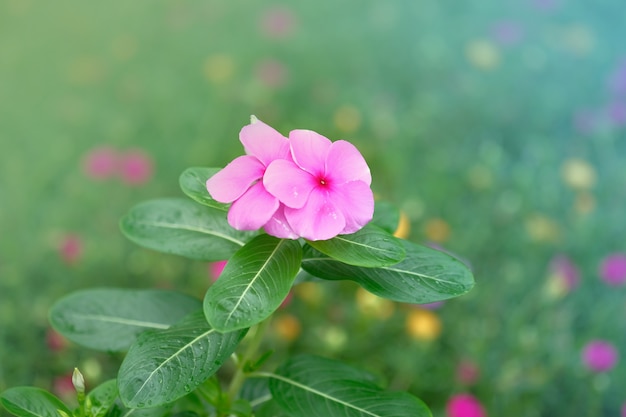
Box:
xmin=72 ymin=368 xmax=85 ymax=394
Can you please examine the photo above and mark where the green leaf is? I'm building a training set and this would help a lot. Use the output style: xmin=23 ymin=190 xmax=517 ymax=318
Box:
xmin=302 ymin=240 xmax=474 ymax=304
xmin=49 ymin=289 xmax=201 ymax=352
xmin=371 ymin=201 xmax=401 ymax=234
xmin=105 ymin=401 xmax=172 ymax=417
xmin=179 ymin=168 xmax=229 ymax=211
xmin=1 ymin=387 xmax=71 ymax=417
xmin=86 ymin=380 xmax=118 ymax=417
xmin=306 ymin=224 xmax=405 ymax=267
xmin=120 ymin=198 xmax=257 ymax=261
xmin=267 ymin=355 xmax=431 ymax=417
xmin=117 ymin=310 xmax=247 ymax=409
xmin=204 ymin=235 xmax=302 ymax=332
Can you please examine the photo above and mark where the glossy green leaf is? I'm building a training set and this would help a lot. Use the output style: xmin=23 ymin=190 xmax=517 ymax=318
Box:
xmin=86 ymin=380 xmax=118 ymax=417
xmin=179 ymin=167 xmax=228 ymax=211
xmin=120 ymin=198 xmax=257 ymax=261
xmin=1 ymin=387 xmax=71 ymax=417
xmin=105 ymin=401 xmax=172 ymax=417
xmin=117 ymin=310 xmax=246 ymax=409
xmin=306 ymin=224 xmax=405 ymax=267
xmin=266 ymin=355 xmax=431 ymax=417
xmin=49 ymin=289 xmax=201 ymax=352
xmin=204 ymin=235 xmax=302 ymax=332
xmin=371 ymin=201 xmax=401 ymax=234
xmin=302 ymin=240 xmax=474 ymax=303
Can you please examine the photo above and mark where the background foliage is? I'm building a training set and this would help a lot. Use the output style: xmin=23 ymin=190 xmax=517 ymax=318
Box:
xmin=1 ymin=0 xmax=625 ymax=415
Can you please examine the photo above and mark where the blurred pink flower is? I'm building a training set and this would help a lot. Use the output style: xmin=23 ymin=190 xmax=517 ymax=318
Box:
xmin=46 ymin=328 xmax=69 ymax=352
xmin=279 ymin=291 xmax=293 ymax=309
xmin=255 ymin=59 xmax=289 ymax=88
xmin=260 ymin=7 xmax=297 ymax=39
xmin=207 ymin=118 xmax=295 ymax=237
xmin=608 ymin=60 xmax=626 ymax=96
xmin=82 ymin=146 xmax=118 ymax=179
xmin=53 ymin=373 xmax=75 ymax=400
xmin=208 ymin=260 xmax=228 ymax=282
xmin=456 ymin=360 xmax=480 ymax=385
xmin=420 ymin=301 xmax=445 ymax=310
xmin=59 ymin=234 xmax=83 ymax=265
xmin=607 ymin=101 xmax=626 ymax=126
xmin=599 ymin=253 xmax=626 ymax=286
xmin=531 ymin=0 xmax=560 ymax=12
xmin=119 ymin=149 xmax=154 ymax=185
xmin=549 ymin=254 xmax=580 ymax=291
xmin=582 ymin=340 xmax=619 ymax=372
xmin=573 ymin=109 xmax=599 ymax=135
xmin=446 ymin=393 xmax=487 ymax=417
xmin=622 ymin=402 xmax=626 ymax=417
xmin=264 ymin=130 xmax=374 ymax=241
xmin=491 ymin=21 xmax=524 ymax=46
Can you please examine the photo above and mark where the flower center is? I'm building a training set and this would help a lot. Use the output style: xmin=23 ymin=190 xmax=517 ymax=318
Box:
xmin=318 ymin=177 xmax=328 ymax=187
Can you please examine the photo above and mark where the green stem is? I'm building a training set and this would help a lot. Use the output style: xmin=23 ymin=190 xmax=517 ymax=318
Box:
xmin=227 ymin=316 xmax=272 ymax=400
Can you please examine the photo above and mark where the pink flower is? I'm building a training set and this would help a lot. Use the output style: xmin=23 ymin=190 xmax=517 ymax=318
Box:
xmin=119 ymin=149 xmax=154 ymax=185
xmin=59 ymin=234 xmax=83 ymax=265
xmin=206 ymin=118 xmax=295 ymax=237
xmin=549 ymin=254 xmax=580 ymax=291
xmin=255 ymin=59 xmax=289 ymax=88
xmin=208 ymin=260 xmax=228 ymax=282
xmin=622 ymin=402 xmax=626 ymax=417
xmin=259 ymin=7 xmax=297 ymax=39
xmin=264 ymin=130 xmax=374 ymax=241
xmin=82 ymin=146 xmax=118 ymax=179
xmin=599 ymin=253 xmax=626 ymax=286
xmin=456 ymin=360 xmax=480 ymax=385
xmin=582 ymin=340 xmax=619 ymax=372
xmin=446 ymin=394 xmax=487 ymax=417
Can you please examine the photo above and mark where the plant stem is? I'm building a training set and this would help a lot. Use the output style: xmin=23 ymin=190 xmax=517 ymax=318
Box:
xmin=227 ymin=316 xmax=272 ymax=400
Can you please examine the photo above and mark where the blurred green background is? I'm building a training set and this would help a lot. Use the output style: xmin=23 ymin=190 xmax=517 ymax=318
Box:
xmin=1 ymin=0 xmax=625 ymax=415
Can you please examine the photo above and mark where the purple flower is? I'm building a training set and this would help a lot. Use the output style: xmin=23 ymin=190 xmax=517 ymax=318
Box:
xmin=264 ymin=129 xmax=374 ymax=241
xmin=582 ymin=340 xmax=619 ymax=373
xmin=206 ymin=118 xmax=295 ymax=237
xmin=599 ymin=253 xmax=626 ymax=286
xmin=607 ymin=101 xmax=626 ymax=127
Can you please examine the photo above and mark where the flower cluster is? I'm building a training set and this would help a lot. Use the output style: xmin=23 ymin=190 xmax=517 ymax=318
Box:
xmin=206 ymin=117 xmax=374 ymax=241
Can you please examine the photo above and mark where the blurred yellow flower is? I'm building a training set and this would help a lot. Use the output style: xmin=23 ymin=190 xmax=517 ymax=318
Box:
xmin=424 ymin=218 xmax=450 ymax=243
xmin=334 ymin=105 xmax=362 ymax=133
xmin=406 ymin=308 xmax=442 ymax=341
xmin=355 ymin=287 xmax=395 ymax=319
xmin=561 ymin=158 xmax=596 ymax=190
xmin=466 ymin=40 xmax=500 ymax=70
xmin=394 ymin=211 xmax=411 ymax=239
xmin=467 ymin=164 xmax=493 ymax=190
xmin=321 ymin=325 xmax=348 ymax=351
xmin=293 ymin=282 xmax=324 ymax=306
xmin=203 ymin=54 xmax=235 ymax=84
xmin=525 ymin=214 xmax=560 ymax=243
xmin=272 ymin=314 xmax=301 ymax=342
xmin=561 ymin=24 xmax=595 ymax=56
xmin=68 ymin=56 xmax=106 ymax=85
xmin=574 ymin=191 xmax=596 ymax=214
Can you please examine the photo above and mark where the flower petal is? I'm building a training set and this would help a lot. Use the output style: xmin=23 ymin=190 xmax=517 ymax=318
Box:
xmin=206 ymin=155 xmax=265 ymax=203
xmin=227 ymin=182 xmax=279 ymax=230
xmin=330 ymin=181 xmax=375 ymax=234
xmin=325 ymin=140 xmax=372 ymax=185
xmin=289 ymin=129 xmax=332 ymax=176
xmin=240 ymin=119 xmax=291 ymax=166
xmin=285 ymin=189 xmax=346 ymax=241
xmin=264 ymin=159 xmax=316 ymax=209
xmin=263 ymin=205 xmax=298 ymax=239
